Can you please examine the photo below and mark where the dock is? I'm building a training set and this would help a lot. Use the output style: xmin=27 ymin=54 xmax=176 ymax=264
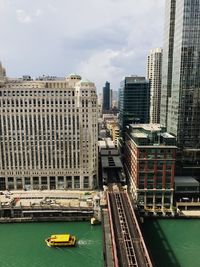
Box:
xmin=0 ymin=190 xmax=98 ymax=222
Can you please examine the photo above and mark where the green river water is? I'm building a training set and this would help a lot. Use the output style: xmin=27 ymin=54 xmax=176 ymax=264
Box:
xmin=142 ymin=219 xmax=200 ymax=267
xmin=0 ymin=222 xmax=103 ymax=267
xmin=1 ymin=219 xmax=200 ymax=267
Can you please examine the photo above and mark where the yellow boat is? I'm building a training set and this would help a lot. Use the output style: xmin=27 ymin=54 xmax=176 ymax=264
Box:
xmin=45 ymin=233 xmax=76 ymax=247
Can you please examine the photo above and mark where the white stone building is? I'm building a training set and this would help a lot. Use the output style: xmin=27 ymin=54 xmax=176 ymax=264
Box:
xmin=0 ymin=72 xmax=98 ymax=190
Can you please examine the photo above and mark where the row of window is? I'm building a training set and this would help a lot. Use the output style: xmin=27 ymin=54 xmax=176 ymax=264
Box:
xmin=0 ymin=141 xmax=96 ymax=169
xmin=0 ymin=114 xmax=93 ymax=133
xmin=0 ymin=100 xmax=97 ymax=108
xmin=0 ymin=90 xmax=75 ymax=97
xmin=0 ymin=176 xmax=91 ymax=190
xmin=0 ymin=89 xmax=96 ymax=97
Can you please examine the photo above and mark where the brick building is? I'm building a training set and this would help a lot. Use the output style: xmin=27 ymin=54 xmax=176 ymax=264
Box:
xmin=125 ymin=124 xmax=176 ymax=215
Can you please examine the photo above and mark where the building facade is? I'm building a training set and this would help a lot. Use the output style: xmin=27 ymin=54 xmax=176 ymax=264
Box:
xmin=0 ymin=72 xmax=98 ymax=190
xmin=125 ymin=124 xmax=176 ymax=215
xmin=118 ymin=76 xmax=150 ymax=146
xmin=160 ymin=0 xmax=176 ymax=129
xmin=105 ymin=119 xmax=120 ymax=147
xmin=102 ymin=81 xmax=110 ymax=111
xmin=160 ymin=0 xmax=200 ymax=174
xmin=147 ymin=48 xmax=163 ymax=123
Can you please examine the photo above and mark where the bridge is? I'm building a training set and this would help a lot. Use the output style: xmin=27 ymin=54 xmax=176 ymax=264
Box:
xmin=106 ymin=187 xmax=153 ymax=267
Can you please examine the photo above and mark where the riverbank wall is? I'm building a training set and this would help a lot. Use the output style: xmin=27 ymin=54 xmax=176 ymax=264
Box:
xmin=0 ymin=190 xmax=99 ymax=223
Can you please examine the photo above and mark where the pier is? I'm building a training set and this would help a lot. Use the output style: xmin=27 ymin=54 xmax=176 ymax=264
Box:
xmin=0 ymin=190 xmax=96 ymax=222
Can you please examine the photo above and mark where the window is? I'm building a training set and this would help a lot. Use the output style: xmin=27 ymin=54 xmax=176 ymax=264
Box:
xmin=74 ymin=176 xmax=80 ymax=189
xmin=66 ymin=176 xmax=72 ymax=189
xmin=83 ymin=176 xmax=89 ymax=189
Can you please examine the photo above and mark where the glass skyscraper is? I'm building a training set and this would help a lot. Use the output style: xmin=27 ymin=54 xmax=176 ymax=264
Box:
xmin=160 ymin=0 xmax=176 ymax=129
xmin=160 ymin=0 xmax=200 ymax=174
xmin=118 ymin=76 xmax=150 ymax=135
xmin=102 ymin=81 xmax=110 ymax=111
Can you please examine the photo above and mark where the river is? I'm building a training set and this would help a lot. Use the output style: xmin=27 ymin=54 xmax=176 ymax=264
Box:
xmin=0 ymin=222 xmax=103 ymax=267
xmin=2 ymin=218 xmax=198 ymax=267
xmin=142 ymin=219 xmax=200 ymax=267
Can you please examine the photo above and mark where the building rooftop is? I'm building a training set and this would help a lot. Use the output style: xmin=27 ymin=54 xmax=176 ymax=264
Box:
xmin=161 ymin=132 xmax=174 ymax=138
xmin=174 ymin=176 xmax=199 ymax=186
xmin=120 ymin=76 xmax=149 ymax=87
xmin=106 ymin=140 xmax=115 ymax=149
xmin=100 ymin=149 xmax=119 ymax=156
xmin=132 ymin=132 xmax=147 ymax=138
xmin=68 ymin=73 xmax=81 ymax=79
xmin=101 ymin=156 xmax=123 ymax=168
xmin=98 ymin=141 xmax=107 ymax=149
xmin=127 ymin=123 xmax=176 ymax=147
xmin=130 ymin=123 xmax=162 ymax=132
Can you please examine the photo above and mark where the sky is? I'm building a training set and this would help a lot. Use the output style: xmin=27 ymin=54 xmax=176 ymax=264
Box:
xmin=0 ymin=0 xmax=165 ymax=92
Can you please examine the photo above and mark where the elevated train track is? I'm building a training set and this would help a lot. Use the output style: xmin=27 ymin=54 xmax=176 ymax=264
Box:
xmin=107 ymin=187 xmax=153 ymax=267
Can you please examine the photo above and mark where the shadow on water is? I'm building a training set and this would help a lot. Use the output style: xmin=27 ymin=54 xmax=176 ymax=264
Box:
xmin=142 ymin=219 xmax=181 ymax=267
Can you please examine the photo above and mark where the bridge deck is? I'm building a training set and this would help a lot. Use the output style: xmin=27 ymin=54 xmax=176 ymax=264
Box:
xmin=107 ymin=191 xmax=153 ymax=267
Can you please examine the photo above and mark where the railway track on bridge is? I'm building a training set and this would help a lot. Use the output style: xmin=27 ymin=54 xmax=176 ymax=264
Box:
xmin=107 ymin=190 xmax=153 ymax=267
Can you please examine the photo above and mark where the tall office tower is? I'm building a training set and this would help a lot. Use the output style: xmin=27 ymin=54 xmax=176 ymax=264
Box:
xmin=160 ymin=0 xmax=176 ymax=128
xmin=160 ymin=0 xmax=200 ymax=174
xmin=125 ymin=124 xmax=176 ymax=215
xmin=118 ymin=76 xmax=150 ymax=136
xmin=147 ymin=48 xmax=163 ymax=123
xmin=102 ymin=81 xmax=110 ymax=111
xmin=0 ymin=73 xmax=98 ymax=190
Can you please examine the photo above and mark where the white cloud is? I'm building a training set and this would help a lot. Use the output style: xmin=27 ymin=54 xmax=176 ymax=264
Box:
xmin=35 ymin=9 xmax=42 ymax=17
xmin=0 ymin=0 xmax=165 ymax=90
xmin=16 ymin=8 xmax=42 ymax=24
xmin=16 ymin=9 xmax=32 ymax=24
xmin=47 ymin=3 xmax=58 ymax=12
xmin=0 ymin=0 xmax=8 ymax=14
xmin=77 ymin=49 xmax=125 ymax=90
xmin=77 ymin=47 xmax=148 ymax=91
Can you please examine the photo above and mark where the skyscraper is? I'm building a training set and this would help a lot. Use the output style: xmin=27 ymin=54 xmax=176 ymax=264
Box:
xmin=118 ymin=76 xmax=150 ymax=152
xmin=160 ymin=0 xmax=200 ymax=174
xmin=118 ymin=76 xmax=150 ymax=132
xmin=102 ymin=81 xmax=110 ymax=111
xmin=160 ymin=0 xmax=176 ymax=129
xmin=0 ymin=71 xmax=98 ymax=190
xmin=147 ymin=48 xmax=163 ymax=123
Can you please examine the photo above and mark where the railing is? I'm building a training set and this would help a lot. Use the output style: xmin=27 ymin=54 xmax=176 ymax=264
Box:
xmin=107 ymin=192 xmax=119 ymax=267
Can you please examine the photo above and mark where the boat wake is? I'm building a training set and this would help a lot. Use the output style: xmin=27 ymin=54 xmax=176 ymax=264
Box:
xmin=77 ymin=240 xmax=95 ymax=245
